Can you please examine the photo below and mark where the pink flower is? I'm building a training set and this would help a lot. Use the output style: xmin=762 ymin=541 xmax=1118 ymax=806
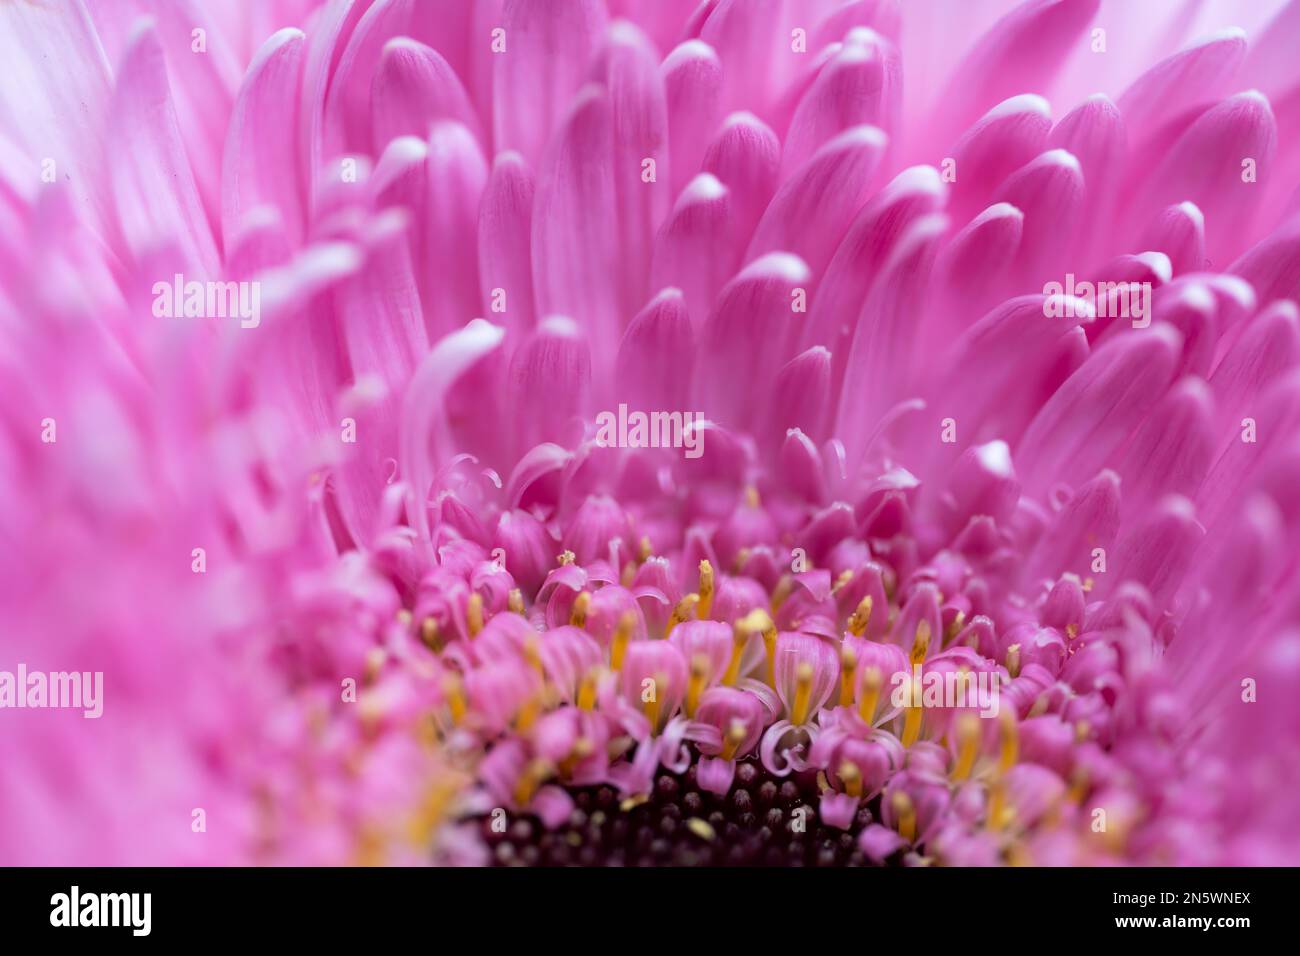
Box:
xmin=3 ymin=0 xmax=1300 ymax=867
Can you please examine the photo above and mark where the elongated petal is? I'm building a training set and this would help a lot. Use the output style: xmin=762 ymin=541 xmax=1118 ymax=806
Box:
xmin=650 ymin=173 xmax=738 ymax=330
xmin=223 ymin=27 xmax=305 ymax=251
xmin=111 ymin=23 xmax=219 ymax=275
xmin=746 ymin=125 xmax=888 ymax=280
xmin=662 ymin=40 xmax=722 ymax=196
xmin=702 ymin=111 xmax=781 ymax=250
xmin=614 ymin=287 xmax=695 ymax=412
xmin=478 ymin=151 xmax=537 ymax=338
xmin=371 ymin=37 xmax=482 ymax=153
xmin=532 ymin=85 xmax=621 ymax=380
xmin=1016 ymin=324 xmax=1183 ymax=495
xmin=493 ymin=0 xmax=608 ymax=165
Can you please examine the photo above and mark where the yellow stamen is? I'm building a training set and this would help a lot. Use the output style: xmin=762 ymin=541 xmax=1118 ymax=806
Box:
xmin=791 ymin=662 xmax=815 ymax=725
xmin=910 ymin=619 xmax=931 ymax=666
xmin=893 ymin=791 xmax=916 ymax=842
xmin=557 ymin=550 xmax=576 ymax=566
xmin=733 ymin=547 xmax=751 ymax=574
xmin=839 ymin=643 xmax=858 ymax=707
xmin=998 ymin=710 xmax=1019 ymax=773
xmin=901 ymin=678 xmax=924 ymax=746
xmin=577 ymin=667 xmax=600 ymax=711
xmin=467 ymin=592 xmax=484 ymax=637
xmin=719 ymin=719 xmax=746 ymax=761
xmin=987 ymin=779 xmax=1009 ymax=831
xmin=638 ymin=536 xmax=653 ymax=562
xmin=443 ymin=674 xmax=467 ymax=726
xmin=744 ymin=486 xmax=761 ymax=509
xmin=420 ymin=617 xmax=442 ymax=653
xmin=515 ymin=691 xmax=542 ymax=732
xmin=722 ymin=618 xmax=749 ymax=686
xmin=508 ymin=589 xmax=525 ymax=615
xmin=839 ymin=760 xmax=863 ymax=798
xmin=667 ymin=593 xmax=699 ymax=635
xmin=1067 ymin=766 xmax=1090 ymax=804
xmin=858 ymin=666 xmax=882 ymax=724
xmin=697 ymin=560 xmax=715 ymax=620
xmin=686 ymin=654 xmax=709 ymax=718
xmin=559 ymin=738 xmax=594 ymax=778
xmin=620 ymin=560 xmax=636 ymax=587
xmin=770 ymin=574 xmax=793 ymax=613
xmin=523 ymin=633 xmax=544 ymax=676
xmin=610 ymin=610 xmax=635 ymax=671
xmin=644 ymin=670 xmax=666 ymax=731
xmin=1005 ymin=643 xmax=1021 ymax=678
xmin=742 ymin=608 xmax=778 ymax=687
xmin=944 ymin=611 xmax=966 ymax=648
xmin=364 ymin=647 xmax=387 ymax=684
xmin=831 ymin=569 xmax=854 ymax=596
xmin=847 ymin=595 xmax=873 ymax=637
xmin=951 ymin=713 xmax=980 ymax=781
xmin=514 ymin=758 xmax=554 ymax=806
xmin=570 ymin=590 xmax=591 ymax=628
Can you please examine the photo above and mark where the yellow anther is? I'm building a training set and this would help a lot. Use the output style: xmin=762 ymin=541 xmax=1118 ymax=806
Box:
xmin=1005 ymin=643 xmax=1021 ymax=678
xmin=722 ymin=618 xmax=750 ymax=686
xmin=901 ymin=678 xmax=924 ymax=747
xmin=831 ymin=569 xmax=854 ymax=596
xmin=719 ymin=718 xmax=747 ymax=761
xmin=944 ymin=611 xmax=966 ymax=647
xmin=987 ymin=779 xmax=1009 ymax=831
xmin=697 ymin=560 xmax=715 ymax=620
xmin=639 ymin=536 xmax=653 ymax=562
xmin=570 ymin=590 xmax=591 ymax=628
xmin=771 ymin=574 xmax=794 ymax=613
xmin=364 ymin=647 xmax=387 ymax=683
xmin=997 ymin=710 xmax=1019 ymax=773
xmin=892 ymin=791 xmax=917 ymax=842
xmin=910 ymin=620 xmax=932 ymax=666
xmin=686 ymin=654 xmax=710 ymax=717
xmin=419 ymin=617 xmax=442 ymax=653
xmin=741 ymin=608 xmax=778 ymax=687
xmin=515 ymin=691 xmax=542 ymax=732
xmin=442 ymin=674 xmax=467 ymax=726
xmin=467 ymin=592 xmax=484 ymax=637
xmin=667 ymin=593 xmax=700 ymax=635
xmin=557 ymin=550 xmax=576 ymax=566
xmin=839 ymin=760 xmax=863 ymax=798
xmin=744 ymin=486 xmax=761 ymax=509
xmin=791 ymin=661 xmax=815 ymax=726
xmin=514 ymin=758 xmax=554 ymax=806
xmin=508 ymin=589 xmax=525 ymax=615
xmin=847 ymin=595 xmax=873 ymax=637
xmin=610 ymin=610 xmax=635 ymax=671
xmin=523 ymin=633 xmax=544 ymax=676
xmin=577 ymin=667 xmax=600 ymax=711
xmin=560 ymin=737 xmax=594 ymax=777
xmin=951 ymin=713 xmax=981 ymax=782
xmin=839 ymin=643 xmax=858 ymax=707
xmin=644 ymin=670 xmax=666 ymax=732
xmin=858 ymin=666 xmax=882 ymax=724
xmin=1067 ymin=766 xmax=1090 ymax=804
